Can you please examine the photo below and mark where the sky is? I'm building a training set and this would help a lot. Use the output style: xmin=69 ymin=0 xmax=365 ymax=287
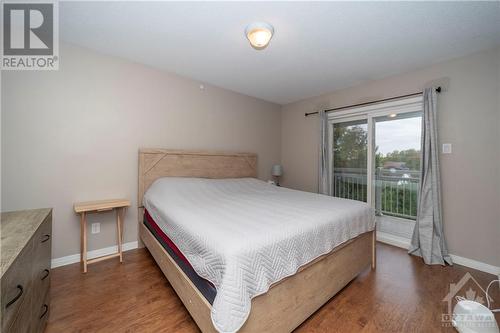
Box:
xmin=375 ymin=117 xmax=421 ymax=155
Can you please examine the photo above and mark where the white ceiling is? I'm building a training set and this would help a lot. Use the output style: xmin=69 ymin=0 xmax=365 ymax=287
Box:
xmin=60 ymin=2 xmax=500 ymax=105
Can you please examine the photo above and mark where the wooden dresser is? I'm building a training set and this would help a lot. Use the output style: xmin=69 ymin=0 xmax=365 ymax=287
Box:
xmin=1 ymin=209 xmax=52 ymax=333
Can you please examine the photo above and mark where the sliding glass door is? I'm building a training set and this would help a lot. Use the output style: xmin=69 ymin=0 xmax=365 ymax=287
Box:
xmin=373 ymin=112 xmax=422 ymax=238
xmin=329 ymin=98 xmax=423 ymax=240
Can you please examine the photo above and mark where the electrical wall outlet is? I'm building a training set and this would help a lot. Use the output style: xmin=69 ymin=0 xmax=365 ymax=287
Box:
xmin=91 ymin=222 xmax=100 ymax=234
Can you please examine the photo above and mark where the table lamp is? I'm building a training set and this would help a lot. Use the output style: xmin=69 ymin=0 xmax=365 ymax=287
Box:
xmin=271 ymin=164 xmax=283 ymax=186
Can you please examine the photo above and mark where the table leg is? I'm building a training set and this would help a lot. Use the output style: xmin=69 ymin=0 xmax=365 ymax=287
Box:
xmin=371 ymin=229 xmax=376 ymax=270
xmin=81 ymin=212 xmax=87 ymax=273
xmin=116 ymin=208 xmax=123 ymax=263
xmin=121 ymin=207 xmax=126 ymax=243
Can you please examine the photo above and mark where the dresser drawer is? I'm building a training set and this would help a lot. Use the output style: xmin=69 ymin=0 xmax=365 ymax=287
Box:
xmin=33 ymin=290 xmax=50 ymax=333
xmin=33 ymin=213 xmax=52 ymax=259
xmin=5 ymin=297 xmax=32 ymax=333
xmin=1 ymin=244 xmax=34 ymax=332
xmin=32 ymin=214 xmax=52 ymax=309
xmin=32 ymin=266 xmax=51 ymax=313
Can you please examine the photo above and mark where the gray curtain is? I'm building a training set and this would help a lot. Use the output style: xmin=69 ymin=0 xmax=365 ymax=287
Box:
xmin=408 ymin=88 xmax=452 ymax=265
xmin=318 ymin=110 xmax=330 ymax=195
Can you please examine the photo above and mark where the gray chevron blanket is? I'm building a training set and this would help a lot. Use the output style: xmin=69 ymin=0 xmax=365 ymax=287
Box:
xmin=144 ymin=177 xmax=374 ymax=333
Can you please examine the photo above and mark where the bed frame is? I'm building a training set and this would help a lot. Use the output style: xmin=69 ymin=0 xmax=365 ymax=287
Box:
xmin=138 ymin=148 xmax=376 ymax=333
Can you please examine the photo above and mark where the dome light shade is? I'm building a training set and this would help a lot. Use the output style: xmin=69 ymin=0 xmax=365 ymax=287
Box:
xmin=245 ymin=22 xmax=274 ymax=49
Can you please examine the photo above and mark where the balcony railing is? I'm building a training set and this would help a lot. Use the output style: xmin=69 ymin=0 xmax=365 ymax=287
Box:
xmin=333 ymin=167 xmax=420 ymax=220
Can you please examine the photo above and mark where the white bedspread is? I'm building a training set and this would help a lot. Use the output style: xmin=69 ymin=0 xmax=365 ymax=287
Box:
xmin=144 ymin=177 xmax=375 ymax=333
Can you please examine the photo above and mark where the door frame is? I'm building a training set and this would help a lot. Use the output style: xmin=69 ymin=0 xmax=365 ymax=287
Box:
xmin=327 ymin=96 xmax=423 ymax=209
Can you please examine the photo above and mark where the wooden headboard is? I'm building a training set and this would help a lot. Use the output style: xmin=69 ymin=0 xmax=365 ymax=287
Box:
xmin=138 ymin=149 xmax=257 ymax=205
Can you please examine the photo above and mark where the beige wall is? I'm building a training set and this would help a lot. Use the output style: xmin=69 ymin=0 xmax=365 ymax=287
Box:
xmin=1 ymin=43 xmax=281 ymax=259
xmin=281 ymin=47 xmax=500 ymax=267
xmin=2 ymin=42 xmax=499 ymax=268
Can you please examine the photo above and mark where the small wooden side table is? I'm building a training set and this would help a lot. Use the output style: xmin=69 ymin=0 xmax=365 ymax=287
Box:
xmin=74 ymin=199 xmax=130 ymax=273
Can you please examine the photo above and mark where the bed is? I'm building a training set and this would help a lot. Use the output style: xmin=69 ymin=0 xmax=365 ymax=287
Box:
xmin=138 ymin=149 xmax=376 ymax=333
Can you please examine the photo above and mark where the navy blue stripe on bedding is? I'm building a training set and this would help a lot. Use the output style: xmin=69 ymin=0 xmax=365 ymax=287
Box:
xmin=143 ymin=212 xmax=217 ymax=304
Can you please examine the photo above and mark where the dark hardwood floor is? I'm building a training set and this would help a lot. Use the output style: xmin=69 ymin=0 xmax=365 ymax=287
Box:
xmin=45 ymin=243 xmax=500 ymax=333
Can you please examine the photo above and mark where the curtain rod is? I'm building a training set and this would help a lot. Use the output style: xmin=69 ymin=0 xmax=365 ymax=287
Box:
xmin=304 ymin=87 xmax=441 ymax=117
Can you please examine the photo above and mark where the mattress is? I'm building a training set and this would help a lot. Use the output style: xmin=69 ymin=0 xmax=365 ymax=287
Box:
xmin=143 ymin=209 xmax=216 ymax=304
xmin=144 ymin=177 xmax=375 ymax=333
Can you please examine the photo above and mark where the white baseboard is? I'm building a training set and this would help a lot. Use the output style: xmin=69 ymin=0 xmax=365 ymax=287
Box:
xmin=52 ymin=235 xmax=500 ymax=277
xmin=376 ymin=231 xmax=500 ymax=276
xmin=376 ymin=231 xmax=411 ymax=249
xmin=51 ymin=241 xmax=139 ymax=269
xmin=450 ymin=254 xmax=500 ymax=276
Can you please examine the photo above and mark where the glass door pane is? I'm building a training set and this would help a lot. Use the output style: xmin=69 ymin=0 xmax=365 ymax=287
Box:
xmin=373 ymin=112 xmax=422 ymax=238
xmin=332 ymin=119 xmax=368 ymax=203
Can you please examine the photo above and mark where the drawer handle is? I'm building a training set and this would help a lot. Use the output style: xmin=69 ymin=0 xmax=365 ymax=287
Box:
xmin=41 ymin=269 xmax=50 ymax=280
xmin=5 ymin=285 xmax=23 ymax=309
xmin=40 ymin=304 xmax=49 ymax=319
xmin=41 ymin=234 xmax=51 ymax=243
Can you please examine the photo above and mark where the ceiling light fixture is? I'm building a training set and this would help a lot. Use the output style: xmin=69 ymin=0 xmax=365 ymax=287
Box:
xmin=389 ymin=113 xmax=397 ymax=118
xmin=245 ymin=22 xmax=274 ymax=50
